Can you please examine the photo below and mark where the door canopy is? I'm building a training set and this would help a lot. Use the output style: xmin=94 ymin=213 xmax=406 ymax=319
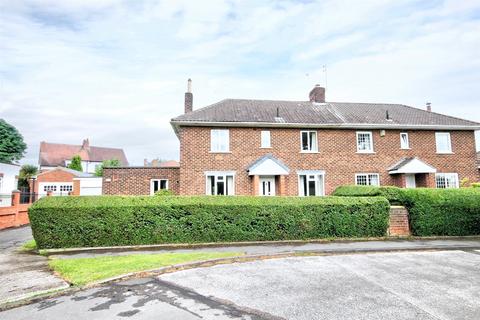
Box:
xmin=248 ymin=154 xmax=290 ymax=176
xmin=388 ymin=157 xmax=436 ymax=174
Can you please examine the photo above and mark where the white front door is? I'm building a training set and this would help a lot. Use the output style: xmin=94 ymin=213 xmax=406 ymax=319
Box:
xmin=259 ymin=176 xmax=275 ymax=196
xmin=405 ymin=174 xmax=416 ymax=188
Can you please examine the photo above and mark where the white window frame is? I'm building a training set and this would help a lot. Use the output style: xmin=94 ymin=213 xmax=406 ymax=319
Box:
xmin=355 ymin=173 xmax=380 ymax=186
xmin=210 ymin=129 xmax=230 ymax=153
xmin=435 ymin=173 xmax=459 ymax=189
xmin=356 ymin=131 xmax=374 ymax=153
xmin=150 ymin=179 xmax=169 ymax=195
xmin=205 ymin=171 xmax=235 ymax=195
xmin=435 ymin=132 xmax=452 ymax=154
xmin=400 ymin=132 xmax=410 ymax=149
xmin=260 ymin=130 xmax=271 ymax=148
xmin=297 ymin=170 xmax=325 ymax=196
xmin=300 ymin=130 xmax=318 ymax=152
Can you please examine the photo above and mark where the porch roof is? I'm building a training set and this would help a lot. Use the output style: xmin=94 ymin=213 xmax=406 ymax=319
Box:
xmin=248 ymin=154 xmax=290 ymax=176
xmin=388 ymin=157 xmax=436 ymax=174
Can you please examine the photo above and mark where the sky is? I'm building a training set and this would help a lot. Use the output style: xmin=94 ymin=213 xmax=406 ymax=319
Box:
xmin=1 ymin=0 xmax=480 ymax=166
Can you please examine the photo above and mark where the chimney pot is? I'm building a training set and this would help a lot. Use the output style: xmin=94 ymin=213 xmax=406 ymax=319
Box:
xmin=185 ymin=79 xmax=193 ymax=113
xmin=426 ymin=102 xmax=431 ymax=112
xmin=309 ymin=84 xmax=325 ymax=103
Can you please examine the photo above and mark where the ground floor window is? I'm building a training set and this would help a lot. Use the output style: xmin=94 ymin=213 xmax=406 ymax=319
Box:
xmin=43 ymin=185 xmax=57 ymax=192
xmin=150 ymin=179 xmax=168 ymax=195
xmin=435 ymin=173 xmax=459 ymax=189
xmin=205 ymin=172 xmax=235 ymax=195
xmin=355 ymin=173 xmax=380 ymax=186
xmin=59 ymin=185 xmax=73 ymax=192
xmin=298 ymin=171 xmax=325 ymax=196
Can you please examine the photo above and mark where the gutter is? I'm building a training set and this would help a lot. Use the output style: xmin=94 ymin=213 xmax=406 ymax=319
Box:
xmin=170 ymin=120 xmax=480 ymax=131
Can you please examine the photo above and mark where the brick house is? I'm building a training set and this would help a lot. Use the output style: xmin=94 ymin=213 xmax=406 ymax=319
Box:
xmin=168 ymin=83 xmax=480 ymax=196
xmin=39 ymin=139 xmax=128 ymax=174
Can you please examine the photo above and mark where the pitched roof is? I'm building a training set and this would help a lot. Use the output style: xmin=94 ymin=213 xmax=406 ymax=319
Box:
xmin=171 ymin=99 xmax=480 ymax=130
xmin=39 ymin=140 xmax=128 ymax=167
xmin=388 ymin=157 xmax=436 ymax=174
xmin=248 ymin=154 xmax=290 ymax=176
xmin=36 ymin=167 xmax=94 ymax=178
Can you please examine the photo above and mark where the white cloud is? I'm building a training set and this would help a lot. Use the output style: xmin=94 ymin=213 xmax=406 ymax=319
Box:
xmin=1 ymin=0 xmax=480 ymax=165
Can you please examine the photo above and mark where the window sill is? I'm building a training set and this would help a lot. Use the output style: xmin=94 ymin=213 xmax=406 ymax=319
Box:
xmin=300 ymin=151 xmax=319 ymax=154
xmin=356 ymin=151 xmax=376 ymax=154
xmin=436 ymin=152 xmax=454 ymax=154
xmin=400 ymin=148 xmax=411 ymax=150
xmin=209 ymin=151 xmax=232 ymax=154
xmin=260 ymin=147 xmax=273 ymax=149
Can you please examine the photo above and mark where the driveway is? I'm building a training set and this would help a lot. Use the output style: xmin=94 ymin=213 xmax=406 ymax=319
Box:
xmin=1 ymin=250 xmax=479 ymax=319
xmin=0 ymin=226 xmax=68 ymax=305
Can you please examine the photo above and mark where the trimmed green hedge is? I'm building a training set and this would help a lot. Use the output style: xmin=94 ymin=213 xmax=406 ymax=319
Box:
xmin=401 ymin=188 xmax=480 ymax=236
xmin=29 ymin=196 xmax=390 ymax=249
xmin=332 ymin=185 xmax=404 ymax=204
xmin=333 ymin=185 xmax=480 ymax=236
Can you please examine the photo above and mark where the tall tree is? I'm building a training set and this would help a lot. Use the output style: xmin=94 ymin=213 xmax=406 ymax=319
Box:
xmin=18 ymin=164 xmax=38 ymax=190
xmin=95 ymin=158 xmax=120 ymax=177
xmin=68 ymin=155 xmax=83 ymax=172
xmin=0 ymin=119 xmax=27 ymax=163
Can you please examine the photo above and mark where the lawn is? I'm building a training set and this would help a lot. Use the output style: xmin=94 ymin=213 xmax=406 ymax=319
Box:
xmin=49 ymin=251 xmax=243 ymax=286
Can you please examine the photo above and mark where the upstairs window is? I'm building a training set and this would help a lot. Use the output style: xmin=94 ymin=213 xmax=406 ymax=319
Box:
xmin=435 ymin=132 xmax=452 ymax=153
xmin=356 ymin=132 xmax=373 ymax=153
xmin=210 ymin=129 xmax=230 ymax=152
xmin=435 ymin=173 xmax=459 ymax=188
xmin=206 ymin=172 xmax=235 ymax=195
xmin=261 ymin=130 xmax=271 ymax=148
xmin=301 ymin=131 xmax=318 ymax=152
xmin=400 ymin=133 xmax=410 ymax=149
xmin=355 ymin=173 xmax=380 ymax=186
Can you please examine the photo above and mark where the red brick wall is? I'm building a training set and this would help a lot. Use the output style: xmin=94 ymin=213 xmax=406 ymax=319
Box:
xmin=179 ymin=127 xmax=479 ymax=195
xmin=102 ymin=167 xmax=180 ymax=195
xmin=33 ymin=169 xmax=76 ymax=192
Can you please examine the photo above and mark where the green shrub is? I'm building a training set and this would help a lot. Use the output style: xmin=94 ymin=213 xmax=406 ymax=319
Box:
xmin=29 ymin=196 xmax=390 ymax=249
xmin=332 ymin=185 xmax=405 ymax=205
xmin=472 ymin=183 xmax=480 ymax=188
xmin=401 ymin=188 xmax=480 ymax=236
xmin=154 ymin=189 xmax=175 ymax=196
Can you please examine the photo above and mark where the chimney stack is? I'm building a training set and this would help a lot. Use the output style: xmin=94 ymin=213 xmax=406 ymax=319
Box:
xmin=81 ymin=138 xmax=90 ymax=150
xmin=426 ymin=102 xmax=431 ymax=112
xmin=309 ymin=84 xmax=325 ymax=103
xmin=185 ymin=78 xmax=193 ymax=113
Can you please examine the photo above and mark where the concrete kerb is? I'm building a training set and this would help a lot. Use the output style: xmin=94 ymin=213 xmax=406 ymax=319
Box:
xmin=40 ymin=235 xmax=480 ymax=256
xmin=3 ymin=243 xmax=480 ymax=312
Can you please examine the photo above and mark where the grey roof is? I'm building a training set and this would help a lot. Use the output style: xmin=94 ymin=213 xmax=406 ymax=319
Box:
xmin=171 ymin=99 xmax=480 ymax=129
xmin=388 ymin=157 xmax=416 ymax=171
xmin=247 ymin=154 xmax=290 ymax=173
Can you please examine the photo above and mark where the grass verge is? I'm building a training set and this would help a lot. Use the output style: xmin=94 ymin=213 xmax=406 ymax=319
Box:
xmin=20 ymin=240 xmax=37 ymax=252
xmin=49 ymin=252 xmax=243 ymax=286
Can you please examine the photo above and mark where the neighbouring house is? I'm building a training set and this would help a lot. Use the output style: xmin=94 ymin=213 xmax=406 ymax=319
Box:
xmin=39 ymin=139 xmax=128 ymax=174
xmin=32 ymin=167 xmax=102 ymax=197
xmin=103 ymin=161 xmax=180 ymax=195
xmin=477 ymin=152 xmax=480 ymax=170
xmin=168 ymin=82 xmax=480 ymax=196
xmin=0 ymin=162 xmax=20 ymax=206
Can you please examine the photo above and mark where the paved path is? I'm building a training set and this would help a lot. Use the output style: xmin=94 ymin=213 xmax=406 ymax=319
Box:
xmin=0 ymin=226 xmax=68 ymax=305
xmin=53 ymin=238 xmax=480 ymax=259
xmin=2 ymin=250 xmax=480 ymax=319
